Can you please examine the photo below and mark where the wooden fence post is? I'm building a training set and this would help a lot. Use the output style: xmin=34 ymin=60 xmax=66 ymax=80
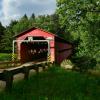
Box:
xmin=41 ymin=63 xmax=45 ymax=71
xmin=35 ymin=66 xmax=39 ymax=73
xmin=23 ymin=66 xmax=29 ymax=80
xmin=3 ymin=70 xmax=13 ymax=91
xmin=42 ymin=66 xmax=45 ymax=71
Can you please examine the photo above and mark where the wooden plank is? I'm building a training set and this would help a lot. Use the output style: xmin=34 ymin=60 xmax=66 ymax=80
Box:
xmin=5 ymin=67 xmax=24 ymax=75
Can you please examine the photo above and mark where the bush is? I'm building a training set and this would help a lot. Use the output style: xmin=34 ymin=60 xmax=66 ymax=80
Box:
xmin=71 ymin=56 xmax=97 ymax=72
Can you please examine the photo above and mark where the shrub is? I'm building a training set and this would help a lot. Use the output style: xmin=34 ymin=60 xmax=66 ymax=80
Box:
xmin=71 ymin=56 xmax=97 ymax=72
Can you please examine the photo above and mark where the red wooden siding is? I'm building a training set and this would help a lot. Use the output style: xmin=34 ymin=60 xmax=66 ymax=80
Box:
xmin=55 ymin=42 xmax=73 ymax=63
xmin=16 ymin=29 xmax=54 ymax=40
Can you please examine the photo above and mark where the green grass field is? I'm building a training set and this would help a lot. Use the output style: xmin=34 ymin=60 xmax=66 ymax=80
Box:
xmin=0 ymin=66 xmax=100 ymax=100
xmin=0 ymin=53 xmax=12 ymax=61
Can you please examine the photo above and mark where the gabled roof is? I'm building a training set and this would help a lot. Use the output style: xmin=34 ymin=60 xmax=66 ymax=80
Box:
xmin=14 ymin=27 xmax=72 ymax=44
xmin=14 ymin=27 xmax=56 ymax=38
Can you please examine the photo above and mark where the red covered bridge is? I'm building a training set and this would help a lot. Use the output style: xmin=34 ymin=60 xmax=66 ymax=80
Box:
xmin=13 ymin=27 xmax=73 ymax=64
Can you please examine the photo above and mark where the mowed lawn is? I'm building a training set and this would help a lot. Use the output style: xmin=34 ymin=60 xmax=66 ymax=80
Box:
xmin=0 ymin=66 xmax=100 ymax=100
xmin=0 ymin=53 xmax=12 ymax=61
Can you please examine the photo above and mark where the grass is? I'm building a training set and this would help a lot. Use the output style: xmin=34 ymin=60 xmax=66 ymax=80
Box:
xmin=0 ymin=53 xmax=12 ymax=61
xmin=0 ymin=66 xmax=100 ymax=100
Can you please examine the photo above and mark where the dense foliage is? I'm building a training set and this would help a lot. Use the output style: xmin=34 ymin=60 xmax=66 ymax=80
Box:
xmin=56 ymin=0 xmax=100 ymax=69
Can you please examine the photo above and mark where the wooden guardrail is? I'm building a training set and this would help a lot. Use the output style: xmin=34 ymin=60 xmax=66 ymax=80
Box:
xmin=0 ymin=61 xmax=51 ymax=91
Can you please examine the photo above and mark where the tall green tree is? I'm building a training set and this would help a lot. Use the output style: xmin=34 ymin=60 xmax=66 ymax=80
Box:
xmin=0 ymin=22 xmax=5 ymax=38
xmin=0 ymin=22 xmax=5 ymax=52
xmin=0 ymin=20 xmax=18 ymax=52
xmin=56 ymin=0 xmax=100 ymax=66
xmin=34 ymin=14 xmax=60 ymax=35
xmin=13 ymin=14 xmax=30 ymax=35
xmin=29 ymin=13 xmax=35 ymax=27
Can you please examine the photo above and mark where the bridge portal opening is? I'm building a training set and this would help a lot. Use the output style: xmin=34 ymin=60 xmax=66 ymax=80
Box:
xmin=20 ymin=41 xmax=48 ymax=63
xmin=13 ymin=36 xmax=50 ymax=63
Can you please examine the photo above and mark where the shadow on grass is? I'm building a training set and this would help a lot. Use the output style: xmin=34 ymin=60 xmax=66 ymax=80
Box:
xmin=0 ymin=66 xmax=100 ymax=100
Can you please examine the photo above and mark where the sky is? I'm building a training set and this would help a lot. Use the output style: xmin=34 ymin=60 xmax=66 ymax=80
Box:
xmin=0 ymin=0 xmax=56 ymax=26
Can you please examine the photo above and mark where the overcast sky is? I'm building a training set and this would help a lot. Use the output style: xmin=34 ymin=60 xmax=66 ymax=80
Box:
xmin=0 ymin=0 xmax=56 ymax=26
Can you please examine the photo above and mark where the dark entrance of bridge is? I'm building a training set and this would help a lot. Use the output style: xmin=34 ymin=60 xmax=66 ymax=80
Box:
xmin=20 ymin=41 xmax=48 ymax=63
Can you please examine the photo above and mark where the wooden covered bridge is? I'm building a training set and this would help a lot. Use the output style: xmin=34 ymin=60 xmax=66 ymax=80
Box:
xmin=13 ymin=27 xmax=73 ymax=64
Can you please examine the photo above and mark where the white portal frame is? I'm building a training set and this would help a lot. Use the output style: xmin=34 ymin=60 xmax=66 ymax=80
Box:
xmin=12 ymin=40 xmax=50 ymax=61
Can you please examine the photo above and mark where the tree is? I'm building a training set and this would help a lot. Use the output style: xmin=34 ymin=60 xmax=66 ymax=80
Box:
xmin=56 ymin=0 xmax=100 ymax=68
xmin=33 ymin=14 xmax=60 ymax=35
xmin=0 ymin=22 xmax=5 ymax=38
xmin=29 ymin=13 xmax=35 ymax=27
xmin=0 ymin=22 xmax=5 ymax=52
xmin=0 ymin=20 xmax=18 ymax=52
xmin=13 ymin=14 xmax=30 ymax=35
